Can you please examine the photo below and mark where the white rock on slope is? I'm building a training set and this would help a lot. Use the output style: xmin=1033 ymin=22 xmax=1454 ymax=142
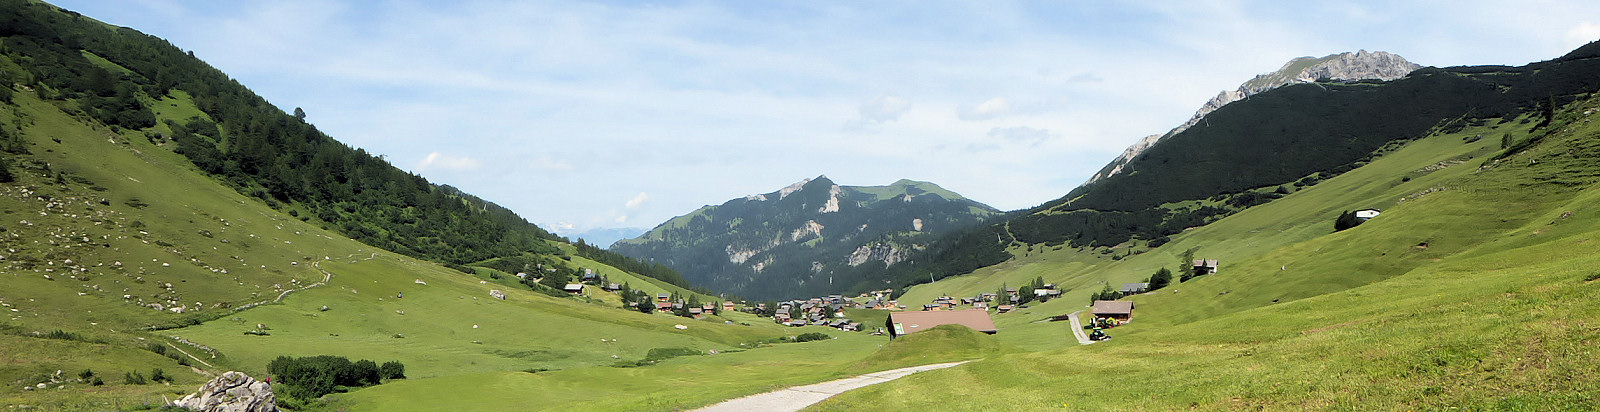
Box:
xmin=172 ymin=371 xmax=278 ymax=412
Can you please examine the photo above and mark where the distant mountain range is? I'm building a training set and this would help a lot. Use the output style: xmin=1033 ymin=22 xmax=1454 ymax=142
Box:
xmin=562 ymin=227 xmax=648 ymax=248
xmin=611 ymin=176 xmax=1000 ymax=300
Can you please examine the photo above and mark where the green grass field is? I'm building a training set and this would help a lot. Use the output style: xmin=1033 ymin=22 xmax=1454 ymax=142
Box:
xmin=7 ymin=45 xmax=1600 ymax=411
xmin=812 ymin=97 xmax=1600 ymax=410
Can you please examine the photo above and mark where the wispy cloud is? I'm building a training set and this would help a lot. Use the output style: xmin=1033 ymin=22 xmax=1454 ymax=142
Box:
xmin=858 ymin=95 xmax=912 ymax=123
xmin=987 ymin=126 xmax=1056 ymax=147
xmin=1567 ymin=22 xmax=1600 ymax=48
xmin=958 ymin=98 xmax=1015 ymax=121
xmin=625 ymin=192 xmax=649 ymax=209
xmin=416 ymin=152 xmax=482 ymax=171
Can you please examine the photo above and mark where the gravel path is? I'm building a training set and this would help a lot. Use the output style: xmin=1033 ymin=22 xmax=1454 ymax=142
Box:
xmin=692 ymin=361 xmax=971 ymax=412
xmin=1067 ymin=310 xmax=1095 ymax=345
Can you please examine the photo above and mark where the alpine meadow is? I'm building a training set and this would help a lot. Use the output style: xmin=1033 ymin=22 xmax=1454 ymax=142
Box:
xmin=2 ymin=1 xmax=1600 ymax=411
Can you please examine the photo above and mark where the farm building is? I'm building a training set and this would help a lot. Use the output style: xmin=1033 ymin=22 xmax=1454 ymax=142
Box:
xmin=885 ymin=309 xmax=998 ymax=339
xmin=1092 ymin=300 xmax=1136 ymax=321
xmin=1121 ymin=283 xmax=1150 ymax=294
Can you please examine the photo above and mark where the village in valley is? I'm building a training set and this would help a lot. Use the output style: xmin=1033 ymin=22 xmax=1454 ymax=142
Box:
xmin=733 ymin=257 xmax=1229 ymax=342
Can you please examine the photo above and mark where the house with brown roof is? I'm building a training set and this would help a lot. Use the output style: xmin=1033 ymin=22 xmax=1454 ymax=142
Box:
xmin=1193 ymin=259 xmax=1220 ymax=275
xmin=885 ymin=309 xmax=998 ymax=338
xmin=1092 ymin=300 xmax=1136 ymax=321
xmin=722 ymin=301 xmax=736 ymax=312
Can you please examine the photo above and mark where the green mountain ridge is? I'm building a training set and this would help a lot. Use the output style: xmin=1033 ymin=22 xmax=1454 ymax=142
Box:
xmin=864 ymin=40 xmax=1600 ymax=299
xmin=612 ymin=175 xmax=1000 ymax=300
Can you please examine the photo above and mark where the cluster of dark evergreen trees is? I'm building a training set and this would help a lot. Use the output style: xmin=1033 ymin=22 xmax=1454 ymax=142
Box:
xmin=267 ymin=355 xmax=404 ymax=403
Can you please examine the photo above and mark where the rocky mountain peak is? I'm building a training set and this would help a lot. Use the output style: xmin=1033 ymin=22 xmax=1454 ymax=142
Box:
xmin=1086 ymin=50 xmax=1422 ymax=184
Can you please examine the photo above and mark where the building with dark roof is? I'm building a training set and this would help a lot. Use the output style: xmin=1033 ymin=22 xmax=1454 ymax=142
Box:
xmin=1092 ymin=300 xmax=1136 ymax=321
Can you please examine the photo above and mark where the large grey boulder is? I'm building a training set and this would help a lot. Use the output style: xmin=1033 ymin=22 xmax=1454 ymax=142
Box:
xmin=172 ymin=371 xmax=278 ymax=412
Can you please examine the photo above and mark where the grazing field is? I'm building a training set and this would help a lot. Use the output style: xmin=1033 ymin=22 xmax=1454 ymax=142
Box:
xmin=814 ymin=97 xmax=1600 ymax=410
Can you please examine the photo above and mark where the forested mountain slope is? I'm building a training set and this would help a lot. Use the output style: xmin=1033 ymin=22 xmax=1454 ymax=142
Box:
xmin=868 ymin=41 xmax=1600 ymax=296
xmin=613 ymin=176 xmax=1000 ymax=300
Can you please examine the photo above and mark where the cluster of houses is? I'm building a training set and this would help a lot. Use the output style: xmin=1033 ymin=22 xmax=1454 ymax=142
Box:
xmin=516 ymin=268 xmax=629 ymax=295
xmin=916 ymin=283 xmax=1064 ymax=314
xmin=766 ymin=294 xmax=866 ymax=332
xmin=637 ymin=293 xmax=740 ymax=319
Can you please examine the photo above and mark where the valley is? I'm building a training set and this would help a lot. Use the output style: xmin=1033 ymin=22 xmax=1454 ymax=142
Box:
xmin=2 ymin=1 xmax=1599 ymax=411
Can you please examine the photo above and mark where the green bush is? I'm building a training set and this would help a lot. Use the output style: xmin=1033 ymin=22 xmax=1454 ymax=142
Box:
xmin=150 ymin=368 xmax=171 ymax=383
xmin=267 ymin=355 xmax=402 ymax=402
xmin=794 ymin=332 xmax=831 ymax=342
xmin=124 ymin=371 xmax=147 ymax=385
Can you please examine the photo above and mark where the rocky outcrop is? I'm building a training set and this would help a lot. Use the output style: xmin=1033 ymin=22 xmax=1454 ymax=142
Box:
xmin=848 ymin=242 xmax=908 ymax=267
xmin=1087 ymin=50 xmax=1421 ymax=184
xmin=172 ymin=371 xmax=278 ymax=412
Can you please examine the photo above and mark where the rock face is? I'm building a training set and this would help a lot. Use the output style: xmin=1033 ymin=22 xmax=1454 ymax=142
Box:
xmin=172 ymin=371 xmax=278 ymax=412
xmin=1087 ymin=50 xmax=1421 ymax=184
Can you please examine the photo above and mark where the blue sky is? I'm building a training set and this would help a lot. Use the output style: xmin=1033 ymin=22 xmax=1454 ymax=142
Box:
xmin=50 ymin=0 xmax=1600 ymax=235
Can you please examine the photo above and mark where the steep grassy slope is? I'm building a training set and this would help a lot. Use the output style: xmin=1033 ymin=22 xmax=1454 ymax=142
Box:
xmin=814 ymin=93 xmax=1600 ymax=410
xmin=0 ymin=86 xmax=331 ymax=406
xmin=902 ymin=110 xmax=1523 ymax=340
xmin=0 ymin=3 xmax=779 ymax=409
xmin=0 ymin=64 xmax=787 ymax=409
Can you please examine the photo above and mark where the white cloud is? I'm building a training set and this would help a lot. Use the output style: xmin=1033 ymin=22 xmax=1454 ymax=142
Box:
xmin=1567 ymin=22 xmax=1600 ymax=47
xmin=845 ymin=94 xmax=913 ymax=131
xmin=987 ymin=126 xmax=1056 ymax=147
xmin=625 ymin=192 xmax=649 ymax=209
xmin=416 ymin=152 xmax=482 ymax=171
xmin=529 ymin=157 xmax=576 ymax=171
xmin=859 ymin=94 xmax=912 ymax=123
xmin=958 ymin=97 xmax=1014 ymax=121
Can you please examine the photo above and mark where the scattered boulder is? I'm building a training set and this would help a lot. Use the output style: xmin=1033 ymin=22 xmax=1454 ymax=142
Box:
xmin=171 ymin=371 xmax=278 ymax=412
xmin=489 ymin=290 xmax=506 ymax=300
